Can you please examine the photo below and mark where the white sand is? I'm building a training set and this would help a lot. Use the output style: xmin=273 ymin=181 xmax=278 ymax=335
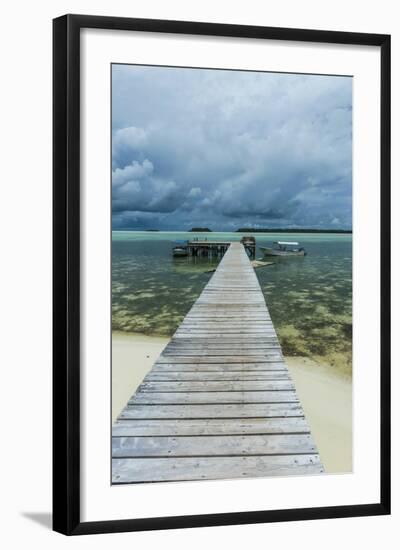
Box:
xmin=112 ymin=332 xmax=167 ymax=422
xmin=112 ymin=332 xmax=352 ymax=474
xmin=286 ymin=357 xmax=352 ymax=474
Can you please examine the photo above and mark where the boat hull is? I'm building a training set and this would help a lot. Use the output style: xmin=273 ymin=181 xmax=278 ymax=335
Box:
xmin=173 ymin=249 xmax=188 ymax=257
xmin=260 ymin=247 xmax=306 ymax=257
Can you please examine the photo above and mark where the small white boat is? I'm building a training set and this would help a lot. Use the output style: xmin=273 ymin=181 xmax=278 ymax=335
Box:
xmin=260 ymin=241 xmax=306 ymax=257
xmin=172 ymin=240 xmax=189 ymax=257
xmin=173 ymin=246 xmax=188 ymax=257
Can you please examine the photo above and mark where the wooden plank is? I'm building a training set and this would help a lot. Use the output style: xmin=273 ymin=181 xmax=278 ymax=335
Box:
xmin=163 ymin=349 xmax=281 ymax=355
xmin=184 ymin=312 xmax=270 ymax=315
xmin=185 ymin=305 xmax=269 ymax=308
xmin=167 ymin=339 xmax=279 ymax=344
xmin=151 ymin=364 xmax=288 ymax=372
xmin=184 ymin=312 xmax=271 ymax=316
xmin=178 ymin=325 xmax=275 ymax=328
xmin=165 ymin=342 xmax=280 ymax=348
xmin=112 ymin=455 xmax=324 ymax=483
xmin=146 ymin=372 xmax=291 ymax=381
xmin=168 ymin=337 xmax=279 ymax=342
xmin=174 ymin=331 xmax=280 ymax=340
xmin=139 ymin=381 xmax=294 ymax=392
xmin=174 ymin=333 xmax=278 ymax=337
xmin=129 ymin=391 xmax=298 ymax=405
xmin=161 ymin=350 xmax=281 ymax=357
xmin=155 ymin=356 xmax=283 ymax=364
xmin=168 ymin=338 xmax=279 ymax=343
xmin=153 ymin=361 xmax=287 ymax=368
xmin=119 ymin=403 xmax=305 ymax=419
xmin=112 ymin=417 xmax=310 ymax=436
xmin=112 ymin=434 xmax=317 ymax=457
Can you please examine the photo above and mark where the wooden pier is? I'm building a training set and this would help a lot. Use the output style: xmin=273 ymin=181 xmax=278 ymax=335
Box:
xmin=185 ymin=236 xmax=256 ymax=258
xmin=112 ymin=242 xmax=323 ymax=483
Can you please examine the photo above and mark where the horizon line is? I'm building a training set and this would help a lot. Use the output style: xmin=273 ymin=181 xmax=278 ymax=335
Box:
xmin=111 ymin=228 xmax=353 ymax=233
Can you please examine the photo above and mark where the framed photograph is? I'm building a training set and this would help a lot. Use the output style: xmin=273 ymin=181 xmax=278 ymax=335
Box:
xmin=53 ymin=14 xmax=390 ymax=535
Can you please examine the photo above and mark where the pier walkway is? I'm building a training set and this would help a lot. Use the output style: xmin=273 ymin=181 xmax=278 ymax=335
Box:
xmin=112 ymin=242 xmax=323 ymax=483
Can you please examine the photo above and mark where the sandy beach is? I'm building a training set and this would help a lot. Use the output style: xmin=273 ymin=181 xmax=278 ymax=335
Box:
xmin=112 ymin=332 xmax=352 ymax=474
xmin=286 ymin=357 xmax=352 ymax=474
xmin=112 ymin=332 xmax=167 ymax=423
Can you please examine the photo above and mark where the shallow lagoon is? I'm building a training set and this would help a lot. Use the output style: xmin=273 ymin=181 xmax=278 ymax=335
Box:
xmin=112 ymin=231 xmax=352 ymax=374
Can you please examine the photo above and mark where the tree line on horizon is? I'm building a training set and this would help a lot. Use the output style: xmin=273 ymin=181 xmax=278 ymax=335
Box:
xmin=142 ymin=227 xmax=352 ymax=233
xmin=236 ymin=227 xmax=352 ymax=233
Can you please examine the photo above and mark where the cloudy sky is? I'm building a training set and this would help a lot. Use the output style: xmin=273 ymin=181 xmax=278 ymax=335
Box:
xmin=112 ymin=64 xmax=352 ymax=231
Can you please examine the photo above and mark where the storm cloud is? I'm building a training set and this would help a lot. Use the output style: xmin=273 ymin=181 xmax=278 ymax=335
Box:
xmin=112 ymin=64 xmax=352 ymax=230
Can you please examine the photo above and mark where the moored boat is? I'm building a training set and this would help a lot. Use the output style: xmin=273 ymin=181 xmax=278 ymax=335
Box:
xmin=260 ymin=241 xmax=306 ymax=257
xmin=172 ymin=240 xmax=189 ymax=257
xmin=173 ymin=247 xmax=188 ymax=257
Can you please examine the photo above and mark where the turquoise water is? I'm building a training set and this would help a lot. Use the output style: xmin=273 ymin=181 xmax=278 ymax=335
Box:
xmin=112 ymin=231 xmax=352 ymax=373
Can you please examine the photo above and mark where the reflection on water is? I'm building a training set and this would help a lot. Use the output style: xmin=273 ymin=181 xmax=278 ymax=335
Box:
xmin=112 ymin=232 xmax=352 ymax=374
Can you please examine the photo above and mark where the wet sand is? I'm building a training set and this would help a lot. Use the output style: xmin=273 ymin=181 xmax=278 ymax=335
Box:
xmin=112 ymin=332 xmax=352 ymax=474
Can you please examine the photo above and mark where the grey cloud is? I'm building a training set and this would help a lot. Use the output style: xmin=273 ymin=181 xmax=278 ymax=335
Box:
xmin=112 ymin=64 xmax=352 ymax=230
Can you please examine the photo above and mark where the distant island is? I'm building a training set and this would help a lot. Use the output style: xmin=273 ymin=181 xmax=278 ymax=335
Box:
xmin=189 ymin=227 xmax=212 ymax=232
xmin=145 ymin=229 xmax=160 ymax=232
xmin=236 ymin=228 xmax=352 ymax=234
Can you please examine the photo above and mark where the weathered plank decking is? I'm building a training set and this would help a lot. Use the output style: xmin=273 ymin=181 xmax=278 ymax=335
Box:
xmin=112 ymin=242 xmax=323 ymax=483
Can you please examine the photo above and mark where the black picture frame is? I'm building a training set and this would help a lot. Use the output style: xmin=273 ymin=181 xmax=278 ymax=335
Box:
xmin=53 ymin=14 xmax=391 ymax=535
